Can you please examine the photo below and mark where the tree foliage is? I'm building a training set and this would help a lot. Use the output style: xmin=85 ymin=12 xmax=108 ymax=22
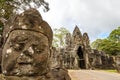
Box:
xmin=0 ymin=0 xmax=49 ymax=35
xmin=91 ymin=39 xmax=102 ymax=49
xmin=0 ymin=0 xmax=49 ymax=20
xmin=91 ymin=27 xmax=120 ymax=56
xmin=108 ymin=27 xmax=120 ymax=41
xmin=53 ymin=27 xmax=70 ymax=47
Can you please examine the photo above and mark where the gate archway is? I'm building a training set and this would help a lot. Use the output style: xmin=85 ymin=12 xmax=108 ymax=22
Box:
xmin=77 ymin=46 xmax=86 ymax=69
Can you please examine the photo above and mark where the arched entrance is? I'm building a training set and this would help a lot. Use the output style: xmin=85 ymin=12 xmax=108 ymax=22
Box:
xmin=77 ymin=46 xmax=86 ymax=69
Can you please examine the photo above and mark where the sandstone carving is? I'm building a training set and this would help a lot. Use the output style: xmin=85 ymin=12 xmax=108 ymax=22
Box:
xmin=1 ymin=8 xmax=71 ymax=80
xmin=51 ymin=26 xmax=115 ymax=70
xmin=114 ymin=56 xmax=120 ymax=73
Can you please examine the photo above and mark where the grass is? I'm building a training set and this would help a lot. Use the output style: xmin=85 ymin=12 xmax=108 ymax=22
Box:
xmin=102 ymin=69 xmax=117 ymax=73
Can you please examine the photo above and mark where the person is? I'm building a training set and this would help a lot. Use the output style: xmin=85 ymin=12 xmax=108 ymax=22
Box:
xmin=1 ymin=8 xmax=71 ymax=80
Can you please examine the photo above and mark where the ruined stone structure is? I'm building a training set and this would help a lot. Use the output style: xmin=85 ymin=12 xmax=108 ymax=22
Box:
xmin=0 ymin=7 xmax=119 ymax=80
xmin=114 ymin=56 xmax=120 ymax=73
xmin=63 ymin=26 xmax=92 ymax=69
xmin=51 ymin=26 xmax=115 ymax=70
xmin=1 ymin=8 xmax=71 ymax=80
xmin=90 ymin=49 xmax=115 ymax=69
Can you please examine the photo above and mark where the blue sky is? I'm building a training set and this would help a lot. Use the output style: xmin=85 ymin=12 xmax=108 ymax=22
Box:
xmin=38 ymin=0 xmax=120 ymax=43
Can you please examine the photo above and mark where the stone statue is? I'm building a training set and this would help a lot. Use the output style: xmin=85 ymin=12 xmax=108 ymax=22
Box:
xmin=65 ymin=33 xmax=72 ymax=47
xmin=1 ymin=8 xmax=71 ymax=80
xmin=83 ymin=32 xmax=90 ymax=47
xmin=51 ymin=68 xmax=71 ymax=80
xmin=72 ymin=26 xmax=83 ymax=45
xmin=0 ymin=35 xmax=2 ymax=73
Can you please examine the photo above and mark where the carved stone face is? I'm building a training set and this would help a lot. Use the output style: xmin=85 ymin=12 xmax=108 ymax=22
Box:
xmin=2 ymin=30 xmax=50 ymax=76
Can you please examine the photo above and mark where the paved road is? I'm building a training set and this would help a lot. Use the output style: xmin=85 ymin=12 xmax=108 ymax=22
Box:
xmin=68 ymin=70 xmax=120 ymax=80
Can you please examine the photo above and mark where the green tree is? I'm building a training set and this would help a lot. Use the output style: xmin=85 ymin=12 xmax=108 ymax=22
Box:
xmin=108 ymin=27 xmax=120 ymax=41
xmin=91 ymin=39 xmax=103 ymax=49
xmin=0 ymin=0 xmax=49 ymax=35
xmin=98 ymin=39 xmax=119 ymax=55
xmin=53 ymin=27 xmax=70 ymax=47
xmin=91 ymin=27 xmax=120 ymax=55
xmin=0 ymin=0 xmax=49 ymax=20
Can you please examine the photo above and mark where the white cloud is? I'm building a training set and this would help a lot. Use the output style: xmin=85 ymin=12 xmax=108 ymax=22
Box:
xmin=39 ymin=0 xmax=120 ymax=42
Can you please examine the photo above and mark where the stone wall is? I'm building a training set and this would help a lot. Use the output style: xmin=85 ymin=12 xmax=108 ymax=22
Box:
xmin=51 ymin=26 xmax=115 ymax=70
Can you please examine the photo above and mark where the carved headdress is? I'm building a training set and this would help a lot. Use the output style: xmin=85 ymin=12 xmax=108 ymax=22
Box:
xmin=3 ymin=8 xmax=53 ymax=46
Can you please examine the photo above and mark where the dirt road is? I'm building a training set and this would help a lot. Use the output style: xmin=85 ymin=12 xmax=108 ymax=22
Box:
xmin=68 ymin=70 xmax=120 ymax=80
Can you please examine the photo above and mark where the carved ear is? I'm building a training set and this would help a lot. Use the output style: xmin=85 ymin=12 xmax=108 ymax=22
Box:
xmin=49 ymin=46 xmax=52 ymax=57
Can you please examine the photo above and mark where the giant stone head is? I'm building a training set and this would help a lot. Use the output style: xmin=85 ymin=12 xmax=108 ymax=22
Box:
xmin=2 ymin=8 xmax=53 ymax=76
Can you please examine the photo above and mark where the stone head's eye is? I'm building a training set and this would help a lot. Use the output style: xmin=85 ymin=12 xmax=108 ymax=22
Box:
xmin=34 ymin=47 xmax=43 ymax=53
xmin=36 ymin=49 xmax=43 ymax=53
xmin=32 ymin=45 xmax=43 ymax=54
xmin=13 ymin=43 xmax=24 ymax=51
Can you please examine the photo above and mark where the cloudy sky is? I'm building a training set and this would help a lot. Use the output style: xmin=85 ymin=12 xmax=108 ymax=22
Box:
xmin=39 ymin=0 xmax=120 ymax=42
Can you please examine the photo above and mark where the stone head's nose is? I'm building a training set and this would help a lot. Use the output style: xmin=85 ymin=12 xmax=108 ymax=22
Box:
xmin=17 ymin=50 xmax=33 ymax=64
xmin=20 ymin=46 xmax=34 ymax=57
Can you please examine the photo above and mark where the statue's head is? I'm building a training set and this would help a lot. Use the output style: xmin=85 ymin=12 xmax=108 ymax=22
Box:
xmin=2 ymin=8 xmax=53 ymax=76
